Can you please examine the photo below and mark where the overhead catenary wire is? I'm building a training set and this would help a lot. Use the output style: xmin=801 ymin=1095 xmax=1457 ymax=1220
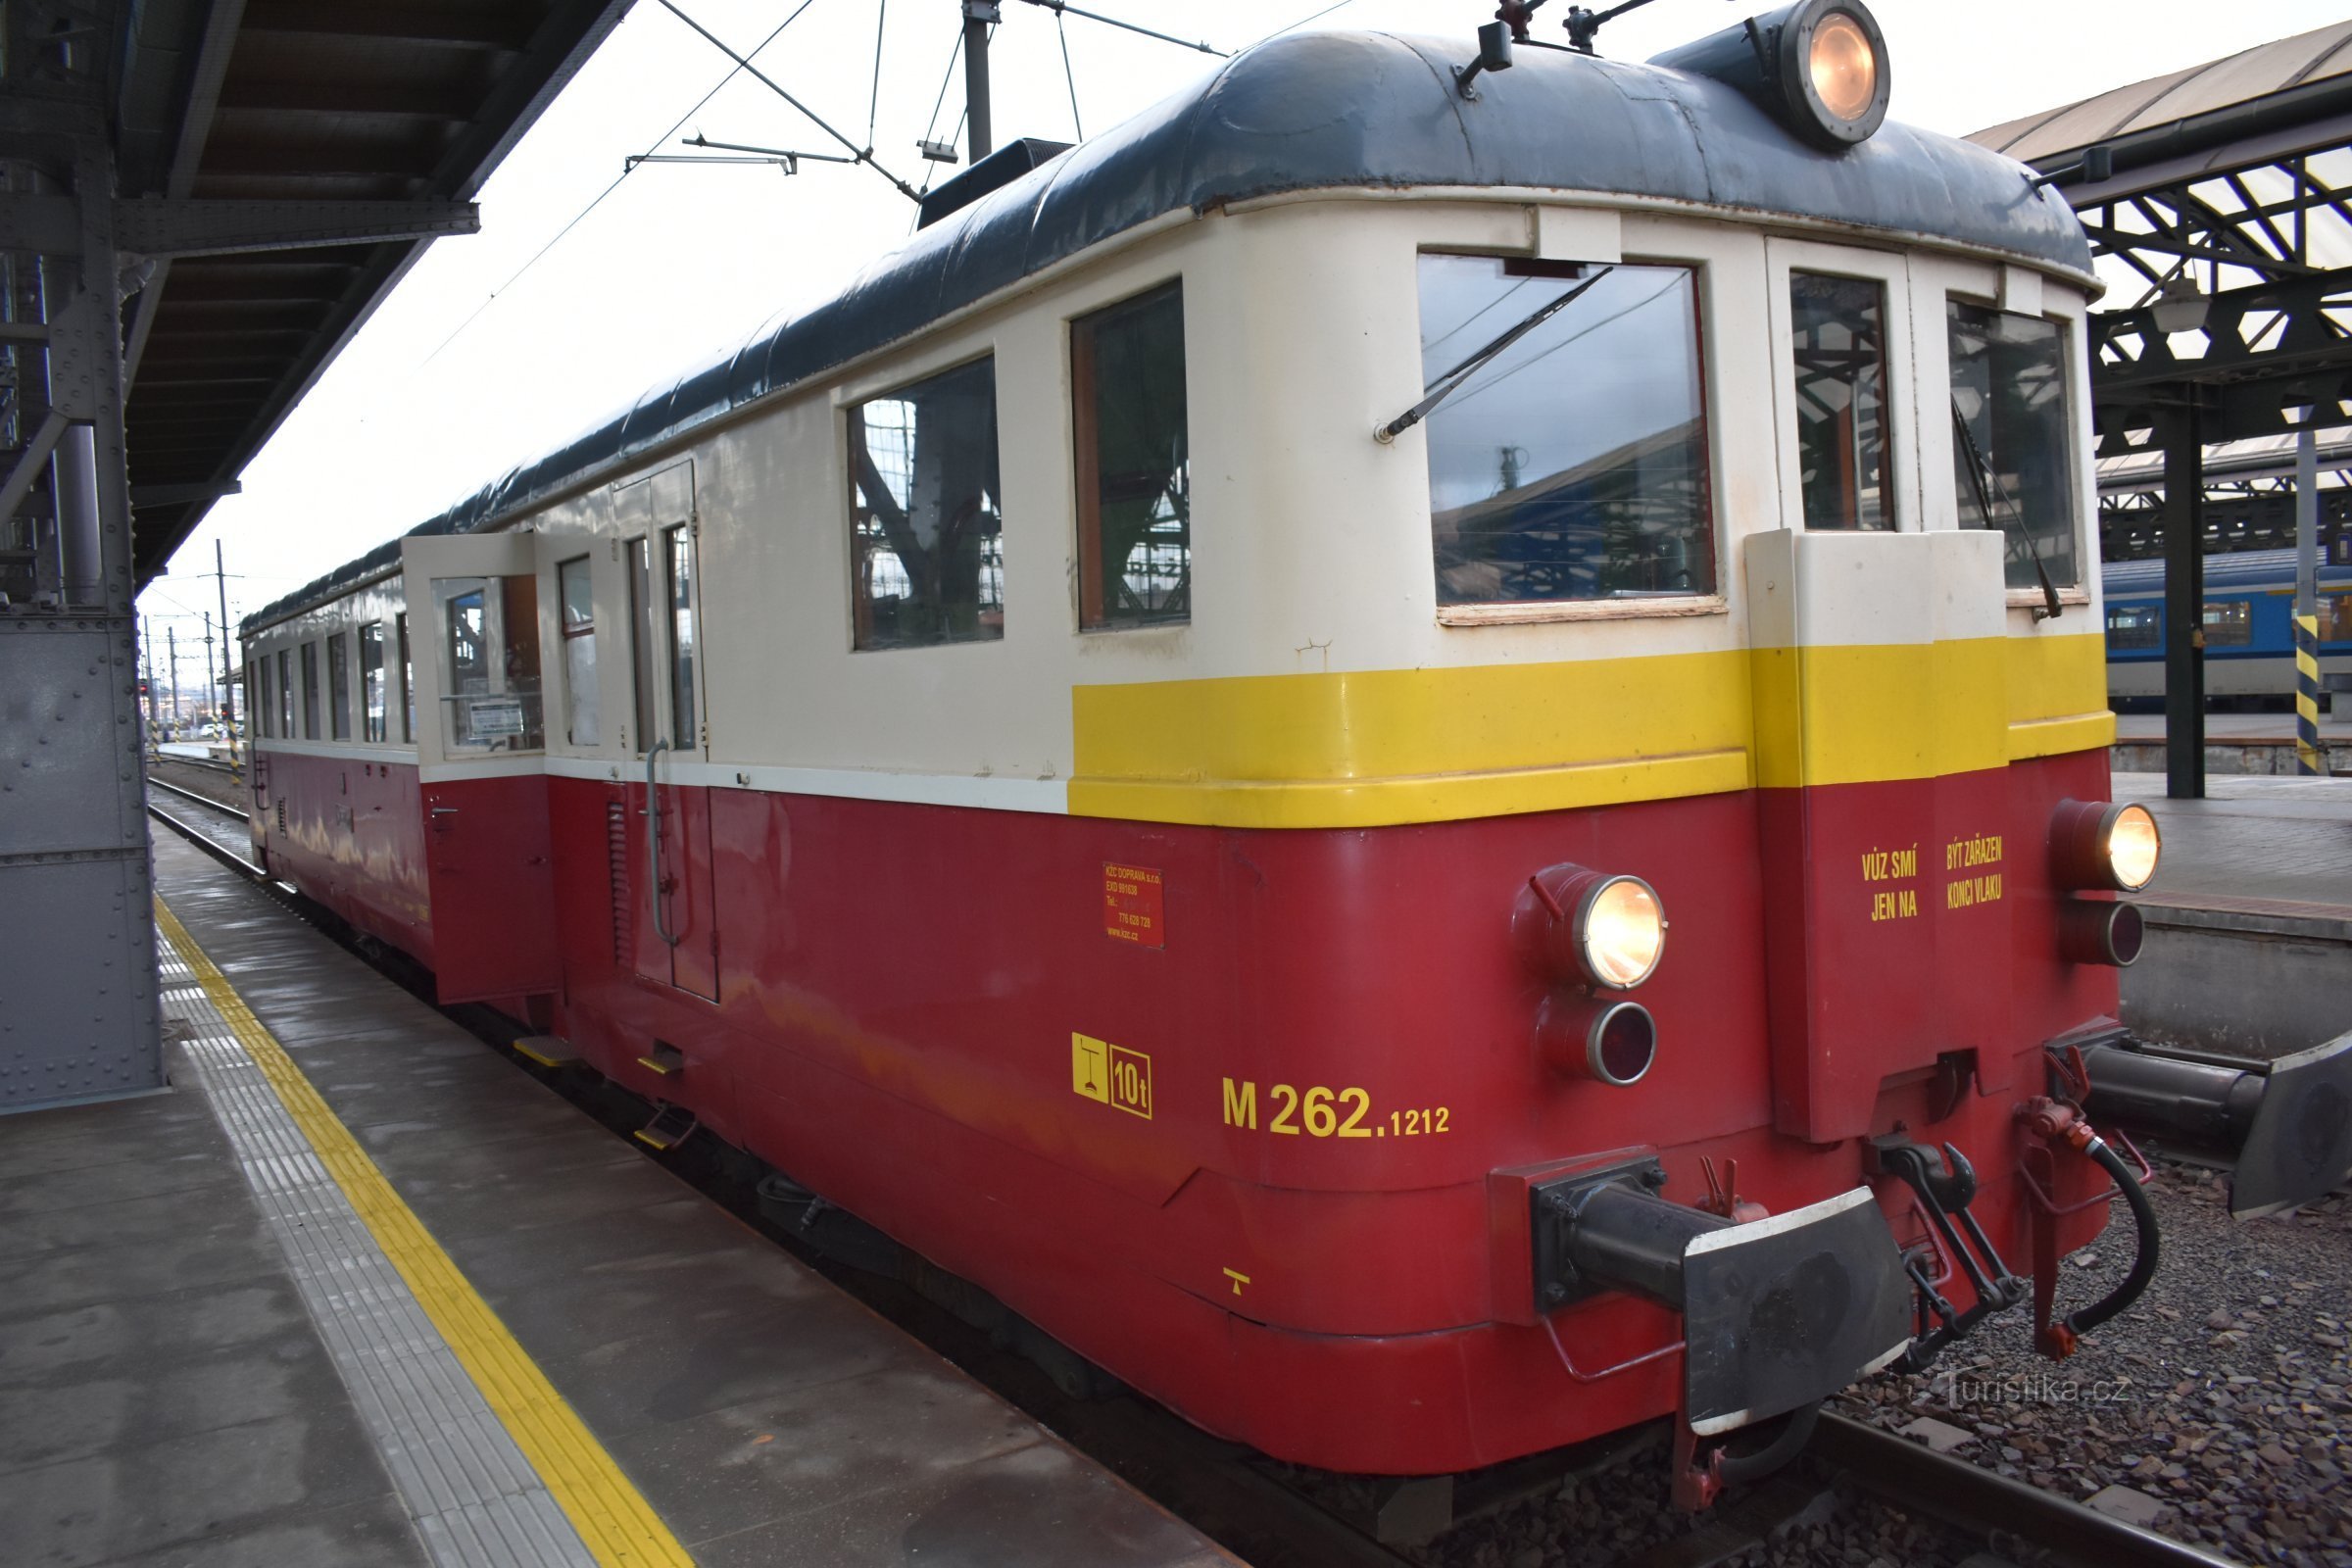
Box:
xmin=1056 ymin=12 xmax=1084 ymax=141
xmin=867 ymin=0 xmax=888 ymax=146
xmin=1250 ymin=0 xmax=1358 ymax=49
xmin=421 ymin=0 xmax=826 ymax=364
xmin=655 ymin=0 xmax=921 ymax=202
xmin=1010 ymin=0 xmax=1224 ymax=58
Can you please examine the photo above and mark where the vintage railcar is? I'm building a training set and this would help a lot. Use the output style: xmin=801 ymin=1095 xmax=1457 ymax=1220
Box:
xmin=238 ymin=2 xmax=2352 ymax=1503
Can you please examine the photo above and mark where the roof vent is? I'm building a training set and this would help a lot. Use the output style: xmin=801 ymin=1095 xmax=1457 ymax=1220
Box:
xmin=916 ymin=137 xmax=1073 ymax=228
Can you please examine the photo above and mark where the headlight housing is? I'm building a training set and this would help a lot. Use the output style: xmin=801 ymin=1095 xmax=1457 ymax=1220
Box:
xmin=2051 ymin=800 xmax=2162 ymax=893
xmin=1514 ymin=864 xmax=1668 ymax=991
xmin=1649 ymin=0 xmax=1892 ymax=153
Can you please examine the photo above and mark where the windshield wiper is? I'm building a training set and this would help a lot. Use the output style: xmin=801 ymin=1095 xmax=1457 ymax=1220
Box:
xmin=1951 ymin=398 xmax=2062 ymax=621
xmin=1376 ymin=267 xmax=1615 ymax=444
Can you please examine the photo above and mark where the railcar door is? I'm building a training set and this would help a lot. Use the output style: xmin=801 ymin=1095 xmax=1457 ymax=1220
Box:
xmin=401 ymin=531 xmax=560 ymax=1004
xmin=616 ymin=465 xmax=718 ymax=1002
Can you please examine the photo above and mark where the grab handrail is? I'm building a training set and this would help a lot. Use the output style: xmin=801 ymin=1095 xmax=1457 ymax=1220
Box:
xmin=646 ymin=738 xmax=681 ymax=948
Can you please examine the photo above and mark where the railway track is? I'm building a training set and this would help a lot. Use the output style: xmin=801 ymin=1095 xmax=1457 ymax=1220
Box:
xmin=137 ymin=798 xmax=2261 ymax=1568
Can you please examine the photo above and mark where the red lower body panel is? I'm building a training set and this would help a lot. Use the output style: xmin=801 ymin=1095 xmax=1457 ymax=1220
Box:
xmin=273 ymin=753 xmax=2125 ymax=1473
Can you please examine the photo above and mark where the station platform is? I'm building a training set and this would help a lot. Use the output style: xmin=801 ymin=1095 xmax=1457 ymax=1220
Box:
xmin=2112 ymin=771 xmax=2352 ymax=1057
xmin=0 ymin=831 xmax=1234 ymax=1568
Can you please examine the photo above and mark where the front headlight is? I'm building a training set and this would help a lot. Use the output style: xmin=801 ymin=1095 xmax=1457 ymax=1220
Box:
xmin=1807 ymin=10 xmax=1878 ymax=122
xmin=2051 ymin=800 xmax=2163 ymax=893
xmin=1577 ymin=875 xmax=1667 ymax=990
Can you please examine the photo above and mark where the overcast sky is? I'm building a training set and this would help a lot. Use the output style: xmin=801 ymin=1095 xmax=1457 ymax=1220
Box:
xmin=135 ymin=0 xmax=2352 ymax=691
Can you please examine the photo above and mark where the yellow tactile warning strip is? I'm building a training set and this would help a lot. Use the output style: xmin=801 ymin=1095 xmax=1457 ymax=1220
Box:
xmin=154 ymin=898 xmax=693 ymax=1568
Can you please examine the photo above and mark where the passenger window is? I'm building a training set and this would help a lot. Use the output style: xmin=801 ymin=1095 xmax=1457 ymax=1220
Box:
xmin=276 ymin=649 xmax=292 ymax=738
xmin=300 ymin=642 xmax=320 ymax=739
xmin=559 ymin=555 xmax=602 ymax=747
xmin=2104 ymin=604 xmax=2159 ymax=652
xmin=848 ymin=358 xmax=1004 ymax=648
xmin=625 ymin=537 xmax=658 ymax=751
xmin=361 ymin=623 xmax=387 ymax=742
xmin=2322 ymin=592 xmax=2352 ymax=644
xmin=2202 ymin=600 xmax=2251 ymax=648
xmin=1415 ymin=256 xmax=1713 ymax=606
xmin=1073 ymin=283 xmax=1189 ymax=627
xmin=1789 ymin=271 xmax=1894 ymax=530
xmin=432 ymin=575 xmax=544 ymax=753
xmin=327 ymin=632 xmax=352 ymax=741
xmin=255 ymin=658 xmax=271 ymax=739
xmin=1948 ymin=301 xmax=2078 ymax=589
xmin=396 ymin=612 xmax=413 ymax=744
xmin=663 ymin=526 xmax=696 ymax=745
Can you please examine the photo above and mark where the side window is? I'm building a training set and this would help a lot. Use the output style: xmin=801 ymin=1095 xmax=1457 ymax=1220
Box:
xmin=327 ymin=631 xmax=352 ymax=741
xmin=432 ymin=575 xmax=545 ymax=753
xmin=2104 ymin=603 xmax=2159 ymax=652
xmin=396 ymin=612 xmax=414 ymax=743
xmin=276 ymin=648 xmax=292 ymax=738
xmin=663 ymin=526 xmax=695 ymax=746
xmin=300 ymin=641 xmax=320 ymax=739
xmin=2322 ymin=592 xmax=2352 ymax=644
xmin=625 ymin=537 xmax=657 ymax=752
xmin=2202 ymin=600 xmax=2252 ymax=648
xmin=255 ymin=656 xmax=271 ymax=739
xmin=559 ymin=555 xmax=602 ymax=747
xmin=1948 ymin=300 xmax=2078 ymax=589
xmin=1416 ymin=255 xmax=1713 ymax=605
xmin=361 ymin=623 xmax=387 ymax=743
xmin=848 ymin=358 xmax=1004 ymax=648
xmin=1789 ymin=271 xmax=1894 ymax=530
xmin=1073 ymin=283 xmax=1190 ymax=627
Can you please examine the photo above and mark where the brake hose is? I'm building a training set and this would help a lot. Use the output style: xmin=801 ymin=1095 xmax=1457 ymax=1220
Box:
xmin=2062 ymin=1135 xmax=2161 ymax=1338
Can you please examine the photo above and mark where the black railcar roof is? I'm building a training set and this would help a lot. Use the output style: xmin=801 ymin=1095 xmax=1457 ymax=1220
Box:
xmin=248 ymin=28 xmax=2090 ymax=634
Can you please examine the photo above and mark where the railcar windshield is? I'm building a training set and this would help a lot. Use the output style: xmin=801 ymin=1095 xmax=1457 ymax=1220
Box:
xmin=1789 ymin=272 xmax=1894 ymax=530
xmin=1947 ymin=300 xmax=2079 ymax=589
xmin=1416 ymin=255 xmax=1714 ymax=607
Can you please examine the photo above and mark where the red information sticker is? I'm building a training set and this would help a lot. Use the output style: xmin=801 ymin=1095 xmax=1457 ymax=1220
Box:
xmin=1102 ymin=862 xmax=1165 ymax=948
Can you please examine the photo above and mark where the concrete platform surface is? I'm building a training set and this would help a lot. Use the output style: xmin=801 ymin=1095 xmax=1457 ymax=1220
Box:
xmin=2113 ymin=772 xmax=2352 ymax=917
xmin=0 ymin=831 xmax=1234 ymax=1568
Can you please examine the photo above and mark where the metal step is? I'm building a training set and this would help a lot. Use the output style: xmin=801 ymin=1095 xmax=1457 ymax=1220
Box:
xmin=512 ymin=1035 xmax=581 ymax=1068
xmin=633 ymin=1103 xmax=697 ymax=1152
xmin=635 ymin=1042 xmax=685 ymax=1077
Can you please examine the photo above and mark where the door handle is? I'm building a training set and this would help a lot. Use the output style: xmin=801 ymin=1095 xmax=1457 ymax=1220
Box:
xmin=647 ymin=739 xmax=682 ymax=948
xmin=430 ymin=806 xmax=459 ymax=817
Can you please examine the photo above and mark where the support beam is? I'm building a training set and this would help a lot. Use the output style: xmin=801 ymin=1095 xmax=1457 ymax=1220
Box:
xmin=0 ymin=194 xmax=480 ymax=258
xmin=2163 ymin=404 xmax=2206 ymax=800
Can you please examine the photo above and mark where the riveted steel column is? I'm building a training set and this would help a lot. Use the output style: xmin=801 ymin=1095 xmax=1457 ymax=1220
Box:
xmin=2163 ymin=403 xmax=2205 ymax=801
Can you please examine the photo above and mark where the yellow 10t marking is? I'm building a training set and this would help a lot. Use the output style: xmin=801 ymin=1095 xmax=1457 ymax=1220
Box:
xmin=1221 ymin=1079 xmax=1450 ymax=1139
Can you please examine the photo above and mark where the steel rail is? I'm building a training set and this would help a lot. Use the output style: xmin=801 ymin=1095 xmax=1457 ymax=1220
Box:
xmin=147 ymin=800 xmax=270 ymax=881
xmin=1811 ymin=1411 xmax=2243 ymax=1568
xmin=147 ymin=770 xmax=248 ymax=818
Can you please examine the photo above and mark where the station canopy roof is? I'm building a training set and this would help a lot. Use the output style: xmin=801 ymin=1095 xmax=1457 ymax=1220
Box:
xmin=112 ymin=0 xmax=632 ymax=586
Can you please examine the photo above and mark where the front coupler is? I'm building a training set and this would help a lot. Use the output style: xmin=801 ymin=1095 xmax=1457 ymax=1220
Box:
xmin=2071 ymin=1030 xmax=2352 ymax=1219
xmin=1530 ymin=1158 xmax=1912 ymax=1505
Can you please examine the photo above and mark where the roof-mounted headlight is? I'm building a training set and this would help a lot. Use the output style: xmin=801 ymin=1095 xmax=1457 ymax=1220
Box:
xmin=1650 ymin=0 xmax=1891 ymax=153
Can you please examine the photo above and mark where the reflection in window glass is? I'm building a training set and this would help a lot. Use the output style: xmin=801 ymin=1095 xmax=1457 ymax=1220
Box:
xmin=433 ymin=575 xmax=544 ymax=753
xmin=1074 ymin=284 xmax=1190 ymax=627
xmin=2202 ymin=600 xmax=2251 ymax=647
xmin=1418 ymin=256 xmax=1713 ymax=605
xmin=559 ymin=555 xmax=601 ymax=747
xmin=1949 ymin=301 xmax=2078 ymax=589
xmin=397 ymin=612 xmax=413 ymax=743
xmin=1790 ymin=271 xmax=1893 ymax=530
xmin=256 ymin=659 xmax=271 ymax=739
xmin=849 ymin=359 xmax=1004 ymax=648
xmin=664 ymin=527 xmax=695 ymax=747
xmin=361 ymin=623 xmax=386 ymax=742
xmin=301 ymin=642 xmax=320 ymax=738
xmin=328 ymin=632 xmax=351 ymax=740
xmin=276 ymin=649 xmax=293 ymax=738
xmin=2322 ymin=592 xmax=2352 ymax=644
xmin=2105 ymin=603 xmax=2159 ymax=652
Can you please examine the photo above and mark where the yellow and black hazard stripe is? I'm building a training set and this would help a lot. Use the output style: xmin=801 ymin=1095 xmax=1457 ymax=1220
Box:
xmin=2297 ymin=612 xmax=2325 ymax=776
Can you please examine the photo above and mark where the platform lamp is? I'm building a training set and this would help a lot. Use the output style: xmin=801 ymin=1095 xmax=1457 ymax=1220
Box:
xmin=2151 ymin=273 xmax=2210 ymax=334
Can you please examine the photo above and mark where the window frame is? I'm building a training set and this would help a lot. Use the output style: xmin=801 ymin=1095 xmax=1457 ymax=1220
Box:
xmin=361 ymin=621 xmax=388 ymax=743
xmin=1072 ymin=279 xmax=1192 ymax=632
xmin=300 ymin=641 xmax=320 ymax=739
xmin=327 ymin=629 xmax=352 ymax=741
xmin=1418 ymin=241 xmax=1734 ymax=628
xmin=557 ymin=553 xmax=602 ymax=749
xmin=844 ymin=353 xmax=1006 ymax=653
xmin=1763 ymin=238 xmax=1921 ymax=540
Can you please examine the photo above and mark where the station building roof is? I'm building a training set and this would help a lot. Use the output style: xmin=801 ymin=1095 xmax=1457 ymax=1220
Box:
xmin=248 ymin=27 xmax=2086 ymax=632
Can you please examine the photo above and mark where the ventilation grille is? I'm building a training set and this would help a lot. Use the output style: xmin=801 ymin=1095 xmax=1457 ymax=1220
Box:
xmin=607 ymin=800 xmax=631 ymax=964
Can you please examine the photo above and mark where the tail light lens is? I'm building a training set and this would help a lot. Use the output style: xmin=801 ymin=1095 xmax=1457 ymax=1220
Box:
xmin=1537 ymin=995 xmax=1658 ymax=1086
xmin=1514 ymin=865 xmax=1668 ymax=991
xmin=2058 ymin=900 xmax=2144 ymax=967
xmin=2051 ymin=800 xmax=2161 ymax=893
